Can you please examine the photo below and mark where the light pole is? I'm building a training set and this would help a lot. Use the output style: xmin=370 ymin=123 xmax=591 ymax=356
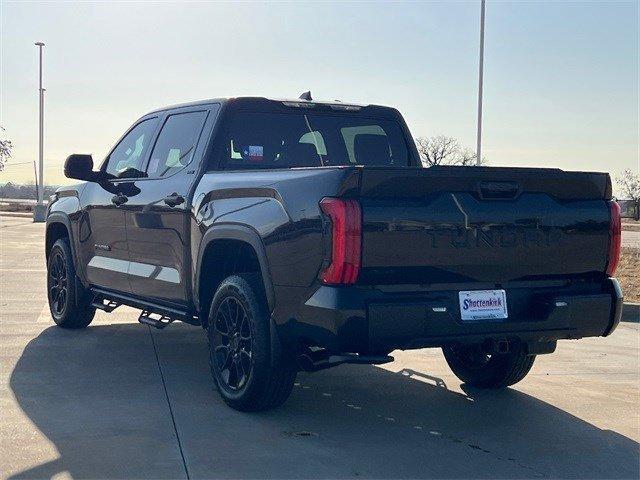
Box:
xmin=33 ymin=41 xmax=46 ymax=222
xmin=476 ymin=0 xmax=485 ymax=166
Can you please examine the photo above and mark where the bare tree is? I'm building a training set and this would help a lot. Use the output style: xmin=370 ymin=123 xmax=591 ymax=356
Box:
xmin=615 ymin=169 xmax=640 ymax=201
xmin=458 ymin=147 xmax=479 ymax=166
xmin=415 ymin=136 xmax=459 ymax=166
xmin=0 ymin=126 xmax=12 ymax=171
xmin=415 ymin=136 xmax=482 ymax=166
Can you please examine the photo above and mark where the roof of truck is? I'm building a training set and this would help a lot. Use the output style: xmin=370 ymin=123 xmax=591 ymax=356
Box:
xmin=147 ymin=96 xmax=378 ymax=115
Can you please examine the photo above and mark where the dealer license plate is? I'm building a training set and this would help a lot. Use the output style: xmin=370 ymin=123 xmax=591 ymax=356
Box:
xmin=458 ymin=289 xmax=508 ymax=321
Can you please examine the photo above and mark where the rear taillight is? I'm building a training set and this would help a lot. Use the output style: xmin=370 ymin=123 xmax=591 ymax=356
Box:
xmin=319 ymin=198 xmax=361 ymax=285
xmin=606 ymin=201 xmax=622 ymax=276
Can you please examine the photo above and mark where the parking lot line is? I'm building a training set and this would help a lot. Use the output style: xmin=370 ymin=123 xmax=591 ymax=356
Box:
xmin=149 ymin=325 xmax=191 ymax=479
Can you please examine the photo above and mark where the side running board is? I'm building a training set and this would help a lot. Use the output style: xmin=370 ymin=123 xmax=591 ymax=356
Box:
xmin=91 ymin=297 xmax=121 ymax=313
xmin=138 ymin=311 xmax=175 ymax=329
xmin=89 ymin=287 xmax=200 ymax=327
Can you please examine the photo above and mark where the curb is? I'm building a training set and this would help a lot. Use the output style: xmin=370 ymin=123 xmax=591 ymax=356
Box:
xmin=0 ymin=212 xmax=34 ymax=219
xmin=622 ymin=303 xmax=639 ymax=323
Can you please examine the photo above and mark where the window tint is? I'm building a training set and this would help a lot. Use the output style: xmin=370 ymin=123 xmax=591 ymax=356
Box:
xmin=223 ymin=112 xmax=408 ymax=169
xmin=147 ymin=111 xmax=208 ymax=178
xmin=340 ymin=125 xmax=387 ymax=164
xmin=105 ymin=118 xmax=157 ymax=178
xmin=299 ymin=131 xmax=326 ymax=155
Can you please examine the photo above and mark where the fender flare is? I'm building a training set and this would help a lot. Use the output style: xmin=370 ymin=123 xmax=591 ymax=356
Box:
xmin=46 ymin=212 xmax=91 ymax=295
xmin=195 ymin=224 xmax=276 ymax=313
xmin=46 ymin=212 xmax=76 ymax=265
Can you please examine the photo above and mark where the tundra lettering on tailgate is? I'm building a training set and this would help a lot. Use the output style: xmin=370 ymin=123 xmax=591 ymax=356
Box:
xmin=426 ymin=226 xmax=563 ymax=249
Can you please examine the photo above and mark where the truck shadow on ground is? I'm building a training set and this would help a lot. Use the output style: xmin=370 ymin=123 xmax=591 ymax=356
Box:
xmin=9 ymin=323 xmax=639 ymax=479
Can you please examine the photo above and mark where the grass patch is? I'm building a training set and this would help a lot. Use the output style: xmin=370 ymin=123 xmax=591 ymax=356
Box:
xmin=618 ymin=247 xmax=640 ymax=303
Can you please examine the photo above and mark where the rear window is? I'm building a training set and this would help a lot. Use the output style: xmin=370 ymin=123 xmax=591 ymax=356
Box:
xmin=221 ymin=112 xmax=409 ymax=169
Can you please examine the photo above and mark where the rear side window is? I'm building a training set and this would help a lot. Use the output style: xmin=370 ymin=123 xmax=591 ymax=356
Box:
xmin=299 ymin=131 xmax=327 ymax=155
xmin=341 ymin=125 xmax=387 ymax=164
xmin=147 ymin=111 xmax=208 ymax=178
xmin=222 ymin=112 xmax=408 ymax=169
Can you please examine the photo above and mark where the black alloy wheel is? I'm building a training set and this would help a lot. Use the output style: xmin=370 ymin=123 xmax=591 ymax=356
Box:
xmin=206 ymin=274 xmax=296 ymax=411
xmin=48 ymin=249 xmax=69 ymax=317
xmin=212 ymin=296 xmax=254 ymax=391
xmin=46 ymin=238 xmax=95 ymax=329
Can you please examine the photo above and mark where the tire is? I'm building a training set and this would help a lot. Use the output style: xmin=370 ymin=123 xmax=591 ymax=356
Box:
xmin=47 ymin=238 xmax=95 ymax=329
xmin=442 ymin=342 xmax=535 ymax=388
xmin=206 ymin=274 xmax=296 ymax=412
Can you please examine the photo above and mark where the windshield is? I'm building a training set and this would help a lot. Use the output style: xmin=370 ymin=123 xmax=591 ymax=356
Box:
xmin=222 ymin=111 xmax=409 ymax=169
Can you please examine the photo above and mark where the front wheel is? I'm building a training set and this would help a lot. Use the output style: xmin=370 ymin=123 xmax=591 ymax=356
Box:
xmin=206 ymin=274 xmax=296 ymax=412
xmin=442 ymin=342 xmax=535 ymax=388
xmin=47 ymin=238 xmax=95 ymax=329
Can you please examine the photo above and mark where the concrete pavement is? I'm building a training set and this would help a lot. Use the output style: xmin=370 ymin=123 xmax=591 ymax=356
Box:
xmin=1 ymin=217 xmax=639 ymax=479
xmin=623 ymin=229 xmax=640 ymax=249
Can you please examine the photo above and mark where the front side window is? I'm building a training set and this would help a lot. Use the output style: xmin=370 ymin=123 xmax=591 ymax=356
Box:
xmin=147 ymin=111 xmax=208 ymax=178
xmin=222 ymin=112 xmax=409 ymax=169
xmin=105 ymin=118 xmax=157 ymax=178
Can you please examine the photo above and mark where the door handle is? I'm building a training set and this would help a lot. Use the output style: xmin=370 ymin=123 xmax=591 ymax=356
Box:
xmin=163 ymin=193 xmax=185 ymax=208
xmin=111 ymin=194 xmax=128 ymax=206
xmin=478 ymin=181 xmax=520 ymax=200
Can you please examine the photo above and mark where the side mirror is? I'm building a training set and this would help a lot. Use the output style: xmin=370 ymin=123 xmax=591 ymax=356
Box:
xmin=64 ymin=154 xmax=94 ymax=181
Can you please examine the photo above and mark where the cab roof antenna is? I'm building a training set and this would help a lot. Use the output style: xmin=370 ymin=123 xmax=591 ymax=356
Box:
xmin=298 ymin=91 xmax=312 ymax=101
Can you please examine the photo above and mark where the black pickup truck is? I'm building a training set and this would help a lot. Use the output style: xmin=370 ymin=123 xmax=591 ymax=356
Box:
xmin=46 ymin=96 xmax=623 ymax=411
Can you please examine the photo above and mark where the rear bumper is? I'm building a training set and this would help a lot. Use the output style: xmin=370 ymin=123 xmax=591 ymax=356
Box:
xmin=274 ymin=278 xmax=623 ymax=353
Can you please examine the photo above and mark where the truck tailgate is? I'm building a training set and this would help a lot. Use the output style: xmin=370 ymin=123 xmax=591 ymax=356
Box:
xmin=357 ymin=166 xmax=612 ymax=285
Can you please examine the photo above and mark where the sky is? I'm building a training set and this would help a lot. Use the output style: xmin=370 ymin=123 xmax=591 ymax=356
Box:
xmin=0 ymin=1 xmax=638 ymax=186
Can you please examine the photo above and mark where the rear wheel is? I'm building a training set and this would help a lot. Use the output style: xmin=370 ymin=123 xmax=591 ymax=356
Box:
xmin=47 ymin=238 xmax=95 ymax=329
xmin=206 ymin=274 xmax=296 ymax=411
xmin=442 ymin=342 xmax=535 ymax=388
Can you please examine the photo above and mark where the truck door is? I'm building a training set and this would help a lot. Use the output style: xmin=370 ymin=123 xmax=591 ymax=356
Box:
xmin=124 ymin=105 xmax=218 ymax=306
xmin=79 ymin=117 xmax=159 ymax=293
